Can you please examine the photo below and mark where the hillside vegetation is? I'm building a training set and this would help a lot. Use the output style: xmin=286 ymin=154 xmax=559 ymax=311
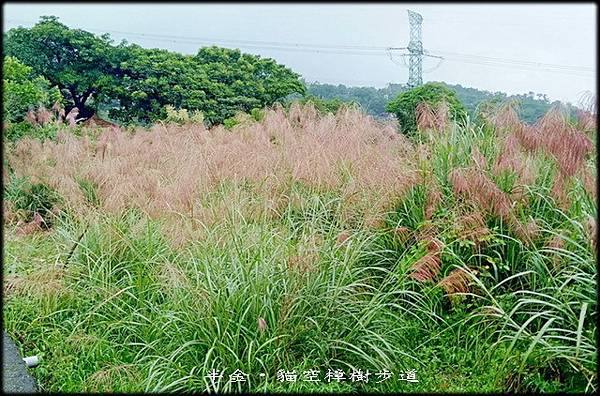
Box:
xmin=306 ymin=82 xmax=580 ymax=123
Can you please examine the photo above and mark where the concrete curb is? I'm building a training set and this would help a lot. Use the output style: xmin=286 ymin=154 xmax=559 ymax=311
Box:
xmin=2 ymin=331 xmax=38 ymax=393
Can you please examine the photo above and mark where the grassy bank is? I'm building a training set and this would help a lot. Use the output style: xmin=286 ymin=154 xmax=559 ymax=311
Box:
xmin=3 ymin=103 xmax=596 ymax=392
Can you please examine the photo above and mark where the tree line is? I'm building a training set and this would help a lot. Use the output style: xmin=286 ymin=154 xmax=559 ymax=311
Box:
xmin=3 ymin=16 xmax=305 ymax=127
xmin=4 ymin=15 xmax=576 ymax=139
xmin=306 ymin=81 xmax=577 ymax=124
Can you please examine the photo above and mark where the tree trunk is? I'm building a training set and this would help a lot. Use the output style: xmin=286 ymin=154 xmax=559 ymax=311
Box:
xmin=68 ymin=87 xmax=95 ymax=120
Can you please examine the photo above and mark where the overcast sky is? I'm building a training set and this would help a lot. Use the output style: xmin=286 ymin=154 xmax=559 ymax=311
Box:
xmin=3 ymin=2 xmax=596 ymax=104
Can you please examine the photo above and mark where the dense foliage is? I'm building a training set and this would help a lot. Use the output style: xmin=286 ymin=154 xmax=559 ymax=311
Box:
xmin=306 ymin=82 xmax=572 ymax=124
xmin=108 ymin=45 xmax=305 ymax=125
xmin=307 ymin=82 xmax=402 ymax=118
xmin=386 ymin=82 xmax=468 ymax=136
xmin=448 ymin=84 xmax=577 ymax=124
xmin=4 ymin=16 xmax=305 ymax=126
xmin=2 ymin=56 xmax=64 ymax=141
xmin=3 ymin=16 xmax=121 ymax=119
xmin=2 ymin=56 xmax=61 ymax=123
xmin=286 ymin=94 xmax=357 ymax=115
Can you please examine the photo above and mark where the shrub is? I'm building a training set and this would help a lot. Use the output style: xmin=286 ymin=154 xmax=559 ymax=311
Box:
xmin=4 ymin=175 xmax=61 ymax=223
xmin=250 ymin=107 xmax=265 ymax=122
xmin=3 ymin=56 xmax=62 ymax=123
xmin=386 ymin=82 xmax=467 ymax=136
xmin=164 ymin=105 xmax=204 ymax=125
xmin=222 ymin=116 xmax=240 ymax=130
xmin=291 ymin=95 xmax=358 ymax=115
xmin=4 ymin=121 xmax=60 ymax=142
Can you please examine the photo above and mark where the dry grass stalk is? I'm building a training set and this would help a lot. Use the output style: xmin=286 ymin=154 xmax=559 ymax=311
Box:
xmin=287 ymin=253 xmax=317 ymax=276
xmin=425 ymin=236 xmax=444 ymax=255
xmin=410 ymin=253 xmax=441 ymax=282
xmin=471 ymin=146 xmax=487 ymax=170
xmin=546 ymin=233 xmax=566 ymax=270
xmin=454 ymin=211 xmax=492 ymax=249
xmin=393 ymin=226 xmax=412 ymax=243
xmin=581 ymin=166 xmax=597 ymax=201
xmin=416 ymin=102 xmax=449 ymax=133
xmin=7 ymin=104 xmax=417 ymax=246
xmin=535 ymin=107 xmax=594 ymax=178
xmin=257 ymin=317 xmax=267 ymax=333
xmin=449 ymin=166 xmax=539 ymax=244
xmin=449 ymin=167 xmax=513 ymax=220
xmin=484 ymin=101 xmax=522 ymax=136
xmin=416 ymin=223 xmax=440 ymax=246
xmin=336 ymin=231 xmax=351 ymax=245
xmin=550 ymin=173 xmax=571 ymax=210
xmin=424 ymin=183 xmax=443 ymax=220
xmin=585 ymin=216 xmax=597 ymax=252
xmin=86 ymin=364 xmax=140 ymax=392
xmin=513 ymin=219 xmax=540 ymax=246
xmin=5 ymin=266 xmax=66 ymax=298
xmin=155 ymin=261 xmax=189 ymax=292
xmin=438 ymin=267 xmax=473 ymax=295
xmin=15 ymin=212 xmax=45 ymax=236
xmin=576 ymin=109 xmax=596 ymax=134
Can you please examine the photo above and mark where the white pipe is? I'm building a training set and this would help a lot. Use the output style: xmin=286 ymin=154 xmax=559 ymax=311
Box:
xmin=23 ymin=356 xmax=39 ymax=368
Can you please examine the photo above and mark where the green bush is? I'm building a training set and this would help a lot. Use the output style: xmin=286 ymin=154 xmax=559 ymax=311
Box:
xmin=386 ymin=82 xmax=467 ymax=136
xmin=250 ymin=107 xmax=265 ymax=122
xmin=164 ymin=105 xmax=204 ymax=125
xmin=296 ymin=95 xmax=357 ymax=115
xmin=3 ymin=56 xmax=62 ymax=124
xmin=4 ymin=175 xmax=61 ymax=223
xmin=222 ymin=116 xmax=240 ymax=130
xmin=4 ymin=121 xmax=60 ymax=142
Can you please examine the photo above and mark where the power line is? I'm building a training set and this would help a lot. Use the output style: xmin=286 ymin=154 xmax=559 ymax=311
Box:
xmin=116 ymin=36 xmax=390 ymax=57
xmin=109 ymin=31 xmax=388 ymax=51
xmin=4 ymin=18 xmax=388 ymax=52
xmin=423 ymin=13 xmax=591 ymax=28
xmin=432 ymin=53 xmax=594 ymax=75
xmin=427 ymin=49 xmax=594 ymax=72
xmin=438 ymin=56 xmax=594 ymax=78
xmin=4 ymin=17 xmax=595 ymax=76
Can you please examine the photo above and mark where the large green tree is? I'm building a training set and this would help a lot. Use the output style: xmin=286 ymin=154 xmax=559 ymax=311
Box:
xmin=103 ymin=45 xmax=203 ymax=124
xmin=5 ymin=17 xmax=305 ymax=126
xmin=110 ymin=45 xmax=305 ymax=125
xmin=4 ymin=16 xmax=127 ymax=118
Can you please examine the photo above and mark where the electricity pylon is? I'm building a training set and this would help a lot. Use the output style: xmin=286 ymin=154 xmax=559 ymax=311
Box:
xmin=387 ymin=10 xmax=444 ymax=88
xmin=407 ymin=10 xmax=424 ymax=87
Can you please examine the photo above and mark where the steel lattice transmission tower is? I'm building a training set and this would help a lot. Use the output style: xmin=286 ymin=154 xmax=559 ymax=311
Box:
xmin=387 ymin=10 xmax=443 ymax=88
xmin=407 ymin=10 xmax=423 ymax=87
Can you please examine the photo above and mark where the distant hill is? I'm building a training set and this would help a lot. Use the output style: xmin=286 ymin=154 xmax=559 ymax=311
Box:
xmin=306 ymin=81 xmax=578 ymax=124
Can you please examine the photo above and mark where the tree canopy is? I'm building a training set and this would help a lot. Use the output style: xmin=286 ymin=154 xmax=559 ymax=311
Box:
xmin=306 ymin=81 xmax=573 ymax=124
xmin=109 ymin=45 xmax=305 ymax=125
xmin=386 ymin=82 xmax=467 ymax=136
xmin=4 ymin=16 xmax=122 ymax=119
xmin=3 ymin=56 xmax=62 ymax=123
xmin=4 ymin=16 xmax=306 ymax=126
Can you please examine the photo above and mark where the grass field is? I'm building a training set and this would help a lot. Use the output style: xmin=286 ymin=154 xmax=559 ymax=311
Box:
xmin=3 ymin=102 xmax=597 ymax=392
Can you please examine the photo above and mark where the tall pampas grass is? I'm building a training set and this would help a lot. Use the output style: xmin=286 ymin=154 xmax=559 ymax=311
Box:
xmin=6 ymin=104 xmax=417 ymax=245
